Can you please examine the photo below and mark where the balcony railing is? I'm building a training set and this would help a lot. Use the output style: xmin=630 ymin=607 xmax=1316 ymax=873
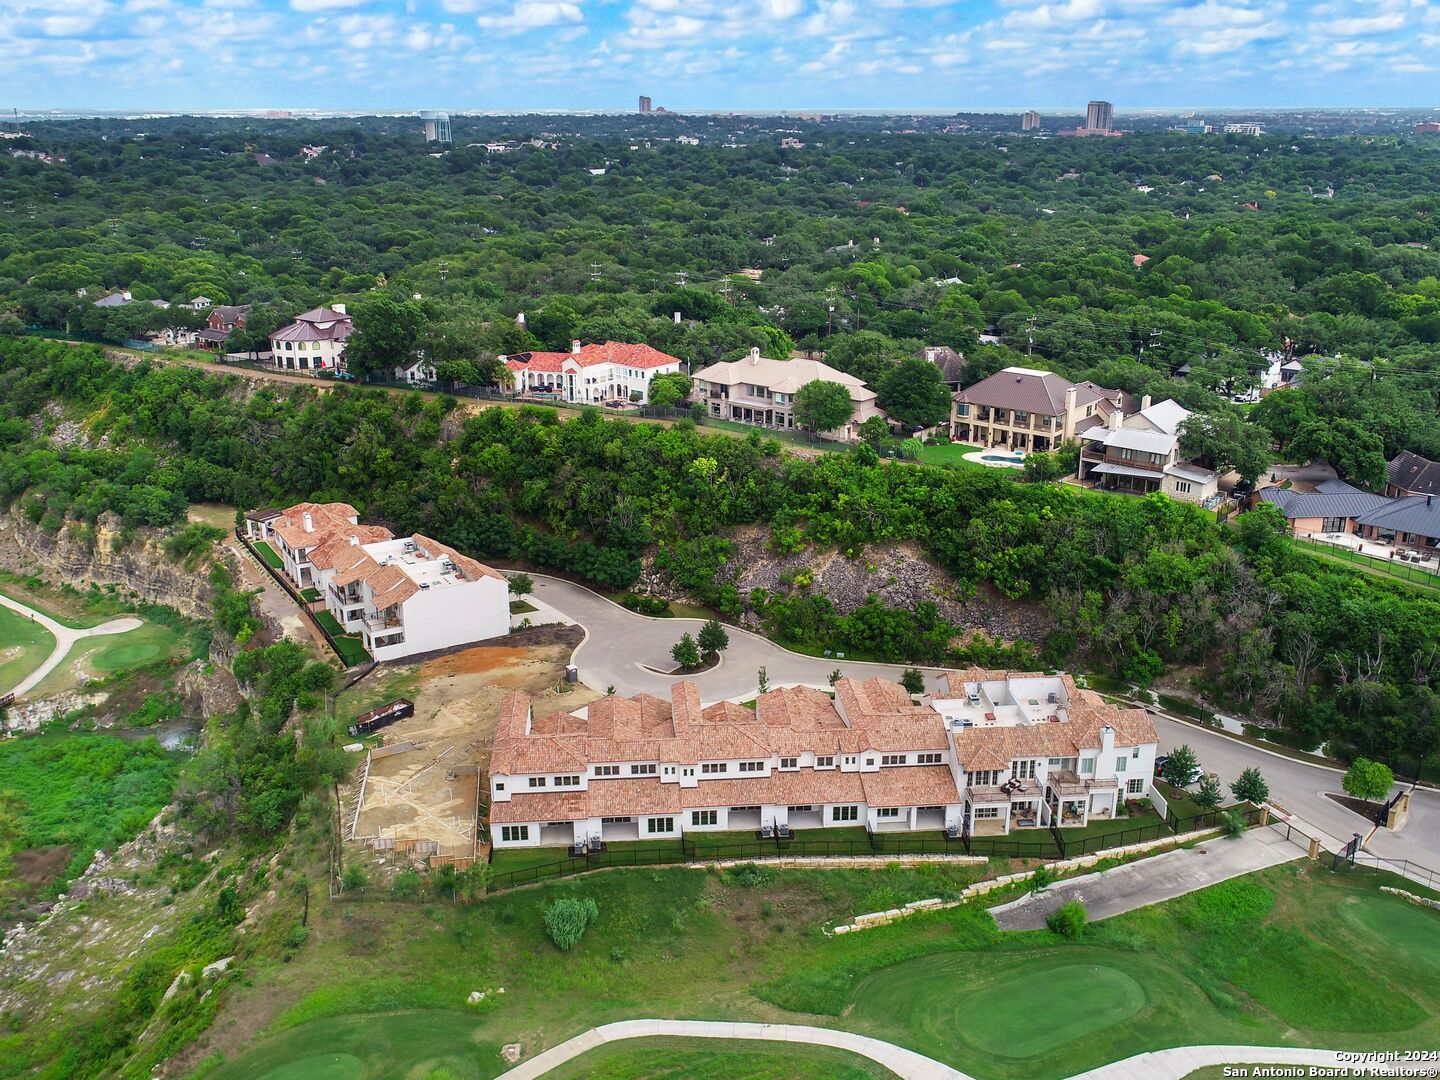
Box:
xmin=363 ymin=610 xmax=402 ymax=632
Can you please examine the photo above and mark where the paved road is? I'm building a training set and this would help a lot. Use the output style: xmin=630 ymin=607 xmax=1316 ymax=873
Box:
xmin=0 ymin=593 xmax=142 ymax=701
xmin=531 ymin=575 xmax=956 ymax=701
xmin=503 ymin=1019 xmax=973 ymax=1080
xmin=990 ymin=829 xmax=1302 ymax=931
xmin=1152 ymin=713 xmax=1440 ymax=867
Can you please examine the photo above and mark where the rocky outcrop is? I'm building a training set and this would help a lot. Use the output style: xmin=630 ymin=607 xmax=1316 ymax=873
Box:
xmin=0 ymin=509 xmax=214 ymax=618
xmin=671 ymin=526 xmax=1049 ymax=644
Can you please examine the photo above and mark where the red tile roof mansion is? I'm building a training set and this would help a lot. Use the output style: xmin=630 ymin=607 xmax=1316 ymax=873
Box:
xmin=488 ymin=669 xmax=1159 ymax=848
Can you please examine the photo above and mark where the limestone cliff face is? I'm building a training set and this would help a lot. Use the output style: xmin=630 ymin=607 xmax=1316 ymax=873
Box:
xmin=0 ymin=510 xmax=213 ymax=619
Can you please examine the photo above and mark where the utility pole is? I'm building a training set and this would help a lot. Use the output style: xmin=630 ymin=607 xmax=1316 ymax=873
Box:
xmin=589 ymin=262 xmax=601 ymax=283
xmin=675 ymin=270 xmax=687 ymax=287
xmin=721 ymin=278 xmax=731 ymax=305
xmin=1025 ymin=314 xmax=1037 ymax=360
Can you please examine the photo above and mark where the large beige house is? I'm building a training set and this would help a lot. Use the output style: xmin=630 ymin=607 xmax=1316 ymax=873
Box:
xmin=950 ymin=366 xmax=1133 ymax=451
xmin=692 ymin=348 xmax=884 ymax=441
xmin=1077 ymin=397 xmax=1219 ymax=504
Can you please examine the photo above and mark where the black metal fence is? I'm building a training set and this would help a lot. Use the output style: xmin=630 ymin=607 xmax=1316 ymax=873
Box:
xmin=233 ymin=529 xmax=371 ymax=667
xmin=1329 ymin=850 xmax=1440 ymax=892
xmin=483 ymin=807 xmax=1261 ymax=893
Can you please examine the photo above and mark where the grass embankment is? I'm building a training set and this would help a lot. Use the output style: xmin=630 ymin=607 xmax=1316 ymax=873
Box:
xmin=0 ymin=732 xmax=180 ymax=904
xmin=197 ymin=856 xmax=1440 ymax=1080
xmin=311 ymin=610 xmax=371 ymax=666
xmin=546 ymin=1037 xmax=899 ymax=1079
xmin=0 ymin=601 xmax=55 ymax=691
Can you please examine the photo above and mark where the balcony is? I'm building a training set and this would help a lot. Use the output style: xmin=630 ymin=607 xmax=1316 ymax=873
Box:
xmin=363 ymin=610 xmax=402 ymax=633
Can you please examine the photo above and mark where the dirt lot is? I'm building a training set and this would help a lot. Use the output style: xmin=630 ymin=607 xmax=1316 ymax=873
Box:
xmin=346 ymin=634 xmax=597 ymax=860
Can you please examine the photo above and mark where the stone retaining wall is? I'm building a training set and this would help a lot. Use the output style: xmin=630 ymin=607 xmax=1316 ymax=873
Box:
xmin=829 ymin=827 xmax=1221 ymax=935
xmin=1381 ymin=885 xmax=1440 ymax=911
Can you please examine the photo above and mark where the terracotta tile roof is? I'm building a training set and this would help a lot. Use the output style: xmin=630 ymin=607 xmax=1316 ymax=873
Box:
xmin=366 ymin=563 xmax=421 ymax=611
xmin=504 ymin=342 xmax=683 ymax=373
xmin=679 ymin=770 xmax=865 ymax=808
xmin=409 ymin=534 xmax=506 ymax=582
xmin=861 ymin=765 xmax=960 ymax=808
xmin=270 ymin=502 xmax=385 ymax=553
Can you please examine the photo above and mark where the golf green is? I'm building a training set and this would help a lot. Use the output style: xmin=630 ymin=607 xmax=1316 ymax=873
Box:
xmin=0 ymin=603 xmax=54 ymax=691
xmin=852 ymin=954 xmax=1147 ymax=1059
xmin=88 ymin=638 xmax=168 ymax=672
xmin=1338 ymin=895 xmax=1440 ymax=969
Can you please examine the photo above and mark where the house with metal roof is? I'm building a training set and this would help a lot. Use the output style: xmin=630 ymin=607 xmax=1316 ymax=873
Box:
xmin=1077 ymin=396 xmax=1218 ymax=503
xmin=950 ymin=366 xmax=1134 ymax=452
xmin=1258 ymin=479 xmax=1397 ymax=535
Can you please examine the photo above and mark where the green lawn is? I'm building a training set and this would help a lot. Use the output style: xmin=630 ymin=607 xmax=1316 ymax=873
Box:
xmin=200 ymin=862 xmax=1440 ymax=1080
xmin=253 ymin=540 xmax=285 ymax=570
xmin=310 ymin=609 xmax=373 ymax=665
xmin=186 ymin=502 xmax=238 ymax=530
xmin=916 ymin=443 xmax=986 ymax=469
xmin=1291 ymin=536 xmax=1440 ymax=593
xmin=509 ymin=599 xmax=538 ymax=614
xmin=0 ymin=601 xmax=55 ymax=692
xmin=0 ymin=575 xmax=115 ymax=628
xmin=546 ymin=1037 xmax=899 ymax=1079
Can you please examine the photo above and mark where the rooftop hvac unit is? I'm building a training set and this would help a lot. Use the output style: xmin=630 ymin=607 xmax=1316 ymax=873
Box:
xmin=1047 ymin=691 xmax=1058 ymax=704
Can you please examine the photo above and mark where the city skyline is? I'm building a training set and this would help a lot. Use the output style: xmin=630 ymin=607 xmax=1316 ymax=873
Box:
xmin=1 ymin=0 xmax=1438 ymax=111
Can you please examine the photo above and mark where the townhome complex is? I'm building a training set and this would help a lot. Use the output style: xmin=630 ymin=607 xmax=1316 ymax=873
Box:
xmin=269 ymin=305 xmax=353 ymax=372
xmin=691 ymin=348 xmax=884 ymax=441
xmin=950 ymin=366 xmax=1135 ymax=452
xmin=503 ymin=340 xmax=683 ymax=404
xmin=487 ymin=669 xmax=1157 ymax=848
xmin=246 ymin=501 xmax=509 ymax=660
xmin=1076 ymin=396 xmax=1218 ymax=503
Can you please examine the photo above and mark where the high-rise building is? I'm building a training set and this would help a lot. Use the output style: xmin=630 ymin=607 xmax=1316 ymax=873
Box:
xmin=1085 ymin=100 xmax=1113 ymax=133
xmin=1021 ymin=110 xmax=1040 ymax=131
xmin=420 ymin=111 xmax=451 ymax=143
xmin=638 ymin=95 xmax=652 ymax=114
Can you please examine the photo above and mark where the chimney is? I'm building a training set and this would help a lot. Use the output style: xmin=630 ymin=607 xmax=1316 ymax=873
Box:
xmin=332 ymin=302 xmax=347 ymax=315
xmin=673 ymin=310 xmax=682 ymax=324
xmin=1064 ymin=386 xmax=1077 ymax=414
xmin=302 ymin=511 xmax=314 ymax=533
xmin=1108 ymin=409 xmax=1122 ymax=431
xmin=748 ymin=346 xmax=760 ymax=365
xmin=1100 ymin=724 xmax=1115 ymax=757
xmin=1140 ymin=394 xmax=1152 ymax=410
xmin=571 ymin=339 xmax=582 ymax=354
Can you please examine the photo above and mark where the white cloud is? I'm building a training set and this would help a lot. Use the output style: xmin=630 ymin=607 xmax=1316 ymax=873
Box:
xmin=289 ymin=0 xmax=363 ymax=11
xmin=477 ymin=0 xmax=582 ymax=32
xmin=1319 ymin=12 xmax=1406 ymax=33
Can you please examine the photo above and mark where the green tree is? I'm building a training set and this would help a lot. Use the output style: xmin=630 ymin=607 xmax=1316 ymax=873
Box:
xmin=793 ymin=380 xmax=855 ymax=433
xmin=508 ymin=573 xmax=534 ymax=600
xmin=757 ymin=666 xmax=770 ymax=694
xmin=344 ymin=293 xmax=425 ymax=378
xmin=1194 ymin=774 xmax=1223 ymax=810
xmin=1290 ymin=418 xmax=1387 ymax=488
xmin=697 ymin=618 xmax=729 ymax=658
xmin=1162 ymin=744 xmax=1200 ymax=786
xmin=648 ymin=371 xmax=693 ymax=409
xmin=900 ymin=667 xmax=925 ymax=695
xmin=877 ymin=356 xmax=952 ymax=428
xmin=1342 ymin=757 xmax=1394 ymax=802
xmin=1179 ymin=411 xmax=1272 ymax=484
xmin=544 ymin=897 xmax=599 ymax=951
xmin=858 ymin=415 xmax=891 ymax=446
xmin=671 ymin=631 xmax=702 ymax=670
xmin=1229 ymin=767 xmax=1269 ymax=805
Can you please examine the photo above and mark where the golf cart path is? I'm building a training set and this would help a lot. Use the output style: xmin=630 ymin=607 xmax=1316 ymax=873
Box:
xmin=989 ymin=827 xmax=1302 ymax=931
xmin=498 ymin=1019 xmax=1373 ymax=1079
xmin=0 ymin=592 xmax=142 ymax=701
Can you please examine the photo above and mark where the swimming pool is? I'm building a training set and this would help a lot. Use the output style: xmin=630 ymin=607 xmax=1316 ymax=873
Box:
xmin=980 ymin=452 xmax=1025 ymax=465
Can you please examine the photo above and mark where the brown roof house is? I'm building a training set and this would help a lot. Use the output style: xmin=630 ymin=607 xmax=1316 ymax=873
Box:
xmin=270 ymin=305 xmax=353 ymax=372
xmin=950 ymin=366 xmax=1134 ymax=452
xmin=487 ymin=668 xmax=1158 ymax=850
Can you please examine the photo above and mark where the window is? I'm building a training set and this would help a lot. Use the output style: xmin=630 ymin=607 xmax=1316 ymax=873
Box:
xmin=1014 ymin=410 xmax=1029 ymax=425
xmin=494 ymin=781 xmax=505 ymax=792
xmin=1321 ymin=516 xmax=1347 ymax=533
xmin=1174 ymin=481 xmax=1192 ymax=495
xmin=1115 ymin=756 xmax=1128 ymax=773
xmin=816 ymin=755 xmax=835 ymax=768
xmin=843 ymin=755 xmax=856 ymax=765
xmin=1079 ymin=757 xmax=1096 ymax=775
xmin=500 ymin=825 xmax=529 ymax=842
xmin=1047 ymin=756 xmax=1077 ymax=771
xmin=969 ymin=770 xmax=999 ymax=787
xmin=1012 ymin=759 xmax=1036 ymax=780
xmin=864 ymin=758 xmax=876 ymax=767
xmin=974 ymin=807 xmax=1000 ymax=819
xmin=831 ymin=805 xmax=858 ymax=822
xmin=647 ymin=816 xmax=674 ymax=834
xmin=683 ymin=768 xmax=694 ymax=777
xmin=556 ymin=775 xmax=580 ymax=787
xmin=1127 ymin=778 xmax=1145 ymax=795
xmin=594 ymin=764 xmax=619 ymax=777
xmin=528 ymin=777 xmax=547 ymax=788
xmin=739 ymin=761 xmax=765 ymax=772
xmin=691 ymin=810 xmax=718 ymax=826
xmin=601 ymin=816 xmax=631 ymax=824
xmin=881 ymin=754 xmax=907 ymax=766
xmin=702 ymin=763 xmax=728 ymax=775
xmin=780 ymin=757 xmax=798 ymax=770
xmin=876 ymin=807 xmax=901 ymax=819
xmin=917 ymin=752 xmax=943 ymax=765
xmin=630 ymin=763 xmax=657 ymax=775
xmin=1132 ymin=746 xmax=1141 ymax=758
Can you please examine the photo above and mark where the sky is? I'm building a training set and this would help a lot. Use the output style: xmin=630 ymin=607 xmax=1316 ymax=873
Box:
xmin=1 ymin=0 xmax=1438 ymax=112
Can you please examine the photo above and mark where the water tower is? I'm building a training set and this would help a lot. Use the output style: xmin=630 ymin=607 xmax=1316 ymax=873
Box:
xmin=420 ymin=110 xmax=452 ymax=144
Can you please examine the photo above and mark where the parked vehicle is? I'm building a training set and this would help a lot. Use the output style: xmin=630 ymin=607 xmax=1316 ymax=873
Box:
xmin=348 ymin=698 xmax=414 ymax=737
xmin=1154 ymin=754 xmax=1203 ymax=785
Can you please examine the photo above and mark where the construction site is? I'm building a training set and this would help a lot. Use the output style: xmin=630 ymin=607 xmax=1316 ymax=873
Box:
xmin=340 ymin=631 xmax=597 ymax=871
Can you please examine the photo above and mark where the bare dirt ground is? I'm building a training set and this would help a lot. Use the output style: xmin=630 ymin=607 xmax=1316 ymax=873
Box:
xmin=348 ymin=639 xmax=598 ymax=860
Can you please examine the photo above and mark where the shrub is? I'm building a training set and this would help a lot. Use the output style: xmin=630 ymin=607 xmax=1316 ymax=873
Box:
xmin=283 ymin=924 xmax=309 ymax=951
xmin=341 ymin=864 xmax=368 ymax=891
xmin=1047 ymin=900 xmax=1087 ymax=939
xmin=724 ymin=863 xmax=771 ymax=888
xmin=620 ymin=592 xmax=670 ymax=616
xmin=1343 ymin=757 xmax=1394 ymax=802
xmin=1030 ymin=864 xmax=1055 ymax=892
xmin=391 ymin=869 xmax=422 ymax=898
xmin=544 ymin=897 xmax=599 ymax=951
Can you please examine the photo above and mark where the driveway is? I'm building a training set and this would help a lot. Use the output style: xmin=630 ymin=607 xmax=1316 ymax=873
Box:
xmin=0 ymin=593 xmax=142 ymax=701
xmin=531 ymin=575 xmax=955 ymax=700
xmin=990 ymin=828 xmax=1302 ymax=931
xmin=1152 ymin=714 xmax=1440 ymax=867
